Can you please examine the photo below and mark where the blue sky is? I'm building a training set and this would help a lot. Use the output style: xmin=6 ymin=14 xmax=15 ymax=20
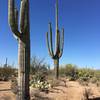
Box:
xmin=0 ymin=0 xmax=100 ymax=69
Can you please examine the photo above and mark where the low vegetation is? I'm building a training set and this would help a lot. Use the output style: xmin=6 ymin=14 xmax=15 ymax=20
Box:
xmin=0 ymin=56 xmax=100 ymax=100
xmin=59 ymin=64 xmax=100 ymax=85
xmin=0 ymin=65 xmax=17 ymax=81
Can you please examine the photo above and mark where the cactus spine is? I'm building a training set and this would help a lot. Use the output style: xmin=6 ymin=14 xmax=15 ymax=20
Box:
xmin=46 ymin=0 xmax=64 ymax=79
xmin=8 ymin=0 xmax=30 ymax=100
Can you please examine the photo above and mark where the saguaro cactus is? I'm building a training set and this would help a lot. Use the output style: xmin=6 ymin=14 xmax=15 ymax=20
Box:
xmin=8 ymin=0 xmax=30 ymax=100
xmin=4 ymin=58 xmax=8 ymax=67
xmin=46 ymin=0 xmax=64 ymax=79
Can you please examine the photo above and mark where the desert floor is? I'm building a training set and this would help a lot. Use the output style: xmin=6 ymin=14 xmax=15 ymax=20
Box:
xmin=0 ymin=81 xmax=100 ymax=100
xmin=0 ymin=81 xmax=16 ymax=100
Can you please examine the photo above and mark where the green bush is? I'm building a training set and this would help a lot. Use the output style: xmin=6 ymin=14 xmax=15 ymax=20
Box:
xmin=78 ymin=68 xmax=94 ymax=77
xmin=59 ymin=64 xmax=100 ymax=84
xmin=59 ymin=66 xmax=66 ymax=77
xmin=65 ymin=64 xmax=78 ymax=80
xmin=94 ymin=70 xmax=100 ymax=81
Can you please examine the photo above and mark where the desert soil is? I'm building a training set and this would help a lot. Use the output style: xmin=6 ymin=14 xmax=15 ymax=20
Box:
xmin=0 ymin=81 xmax=100 ymax=100
xmin=0 ymin=81 xmax=16 ymax=100
xmin=30 ymin=81 xmax=100 ymax=100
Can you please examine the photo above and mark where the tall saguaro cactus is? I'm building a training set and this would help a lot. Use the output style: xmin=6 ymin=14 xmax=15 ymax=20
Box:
xmin=8 ymin=0 xmax=30 ymax=100
xmin=46 ymin=0 xmax=64 ymax=79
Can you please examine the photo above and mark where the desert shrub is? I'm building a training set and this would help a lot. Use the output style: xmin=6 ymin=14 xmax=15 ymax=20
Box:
xmin=94 ymin=70 xmax=100 ymax=81
xmin=89 ymin=70 xmax=100 ymax=84
xmin=78 ymin=79 xmax=89 ymax=86
xmin=77 ymin=68 xmax=95 ymax=82
xmin=30 ymin=56 xmax=51 ymax=87
xmin=59 ymin=66 xmax=66 ymax=77
xmin=0 ymin=65 xmax=16 ymax=81
xmin=48 ymin=79 xmax=60 ymax=88
xmin=89 ymin=77 xmax=98 ymax=83
xmin=59 ymin=64 xmax=100 ymax=85
xmin=30 ymin=56 xmax=50 ymax=76
xmin=65 ymin=64 xmax=78 ymax=81
xmin=30 ymin=56 xmax=51 ymax=92
xmin=54 ymin=64 xmax=100 ymax=84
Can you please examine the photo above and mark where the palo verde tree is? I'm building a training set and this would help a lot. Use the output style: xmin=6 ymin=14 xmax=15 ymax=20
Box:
xmin=46 ymin=0 xmax=64 ymax=79
xmin=8 ymin=0 xmax=30 ymax=100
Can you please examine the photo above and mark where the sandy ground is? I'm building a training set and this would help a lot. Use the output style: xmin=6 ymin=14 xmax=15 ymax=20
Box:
xmin=30 ymin=81 xmax=100 ymax=100
xmin=0 ymin=81 xmax=16 ymax=100
xmin=0 ymin=81 xmax=100 ymax=100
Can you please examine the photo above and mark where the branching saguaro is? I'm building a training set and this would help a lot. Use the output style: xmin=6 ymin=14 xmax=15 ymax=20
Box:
xmin=46 ymin=0 xmax=64 ymax=79
xmin=8 ymin=0 xmax=30 ymax=100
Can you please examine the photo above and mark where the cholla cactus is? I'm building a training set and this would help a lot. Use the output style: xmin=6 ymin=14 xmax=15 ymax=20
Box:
xmin=8 ymin=0 xmax=30 ymax=100
xmin=46 ymin=0 xmax=64 ymax=79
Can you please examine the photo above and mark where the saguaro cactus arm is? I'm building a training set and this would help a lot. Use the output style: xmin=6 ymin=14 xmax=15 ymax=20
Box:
xmin=8 ymin=0 xmax=20 ymax=39
xmin=59 ymin=28 xmax=64 ymax=58
xmin=49 ymin=23 xmax=54 ymax=57
xmin=20 ymin=0 xmax=30 ymax=34
xmin=20 ymin=0 xmax=26 ymax=33
xmin=46 ymin=32 xmax=53 ymax=58
xmin=56 ymin=0 xmax=58 ymax=30
xmin=46 ymin=22 xmax=55 ymax=58
xmin=24 ymin=0 xmax=30 ymax=33
xmin=14 ymin=8 xmax=18 ymax=29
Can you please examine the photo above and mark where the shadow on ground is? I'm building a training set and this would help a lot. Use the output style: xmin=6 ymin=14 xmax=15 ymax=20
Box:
xmin=0 ymin=96 xmax=12 ymax=100
xmin=0 ymin=89 xmax=11 ymax=91
xmin=31 ymin=92 xmax=52 ymax=100
xmin=89 ymin=97 xmax=100 ymax=100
